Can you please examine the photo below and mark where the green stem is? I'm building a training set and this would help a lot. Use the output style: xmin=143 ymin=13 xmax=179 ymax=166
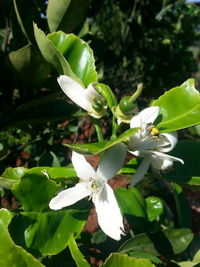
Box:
xmin=90 ymin=117 xmax=104 ymax=142
xmin=128 ymin=83 xmax=143 ymax=103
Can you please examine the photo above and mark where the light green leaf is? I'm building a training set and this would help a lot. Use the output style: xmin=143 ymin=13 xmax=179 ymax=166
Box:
xmin=9 ymin=206 xmax=89 ymax=256
xmin=0 ymin=166 xmax=77 ymax=189
xmin=115 ymin=188 xmax=148 ymax=234
xmin=0 ymin=209 xmax=44 ymax=267
xmin=102 ymin=253 xmax=155 ymax=267
xmin=48 ymin=31 xmax=97 ymax=86
xmin=68 ymin=235 xmax=90 ymax=267
xmin=47 ymin=0 xmax=90 ymax=33
xmin=8 ymin=44 xmax=51 ymax=86
xmin=145 ymin=196 xmax=164 ymax=222
xmin=119 ymin=228 xmax=193 ymax=256
xmin=12 ymin=171 xmax=61 ymax=212
xmin=66 ymin=128 xmax=138 ymax=155
xmin=152 ymin=79 xmax=200 ymax=132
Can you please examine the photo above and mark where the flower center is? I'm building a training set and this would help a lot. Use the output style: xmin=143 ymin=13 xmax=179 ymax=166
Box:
xmin=150 ymin=127 xmax=160 ymax=137
xmin=88 ymin=178 xmax=104 ymax=195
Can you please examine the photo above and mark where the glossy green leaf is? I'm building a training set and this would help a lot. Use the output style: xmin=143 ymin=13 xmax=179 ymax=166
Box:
xmin=145 ymin=196 xmax=164 ymax=222
xmin=115 ymin=188 xmax=148 ymax=234
xmin=8 ymin=44 xmax=51 ymax=86
xmin=34 ymin=24 xmax=78 ymax=80
xmin=119 ymin=228 xmax=193 ymax=256
xmin=0 ymin=209 xmax=44 ymax=267
xmin=68 ymin=235 xmax=90 ymax=267
xmin=171 ymin=183 xmax=191 ymax=228
xmin=48 ymin=31 xmax=98 ymax=86
xmin=12 ymin=171 xmax=61 ymax=212
xmin=47 ymin=0 xmax=90 ymax=33
xmin=0 ymin=167 xmax=26 ymax=189
xmin=129 ymin=251 xmax=162 ymax=264
xmin=152 ymin=79 xmax=200 ymax=132
xmin=66 ymin=128 xmax=138 ymax=155
xmin=163 ymin=141 xmax=200 ymax=187
xmin=9 ymin=205 xmax=89 ymax=256
xmin=102 ymin=253 xmax=155 ymax=267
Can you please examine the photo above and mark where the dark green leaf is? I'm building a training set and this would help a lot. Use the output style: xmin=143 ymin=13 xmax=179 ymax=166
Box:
xmin=115 ymin=187 xmax=148 ymax=234
xmin=0 ymin=209 xmax=45 ymax=267
xmin=66 ymin=128 xmax=138 ymax=155
xmin=163 ymin=141 xmax=200 ymax=187
xmin=102 ymin=253 xmax=155 ymax=267
xmin=119 ymin=228 xmax=193 ymax=257
xmin=152 ymin=79 xmax=200 ymax=132
xmin=8 ymin=44 xmax=51 ymax=86
xmin=47 ymin=0 xmax=90 ymax=33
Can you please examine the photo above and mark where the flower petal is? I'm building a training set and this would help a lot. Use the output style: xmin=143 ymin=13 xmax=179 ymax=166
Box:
xmin=159 ymin=132 xmax=178 ymax=152
xmin=97 ymin=143 xmax=127 ymax=181
xmin=57 ymin=75 xmax=92 ymax=112
xmin=130 ymin=156 xmax=151 ymax=186
xmin=93 ymin=183 xmax=124 ymax=240
xmin=84 ymin=83 xmax=104 ymax=102
xmin=49 ymin=182 xmax=90 ymax=210
xmin=130 ymin=106 xmax=160 ymax=129
xmin=149 ymin=150 xmax=184 ymax=170
xmin=72 ymin=151 xmax=96 ymax=181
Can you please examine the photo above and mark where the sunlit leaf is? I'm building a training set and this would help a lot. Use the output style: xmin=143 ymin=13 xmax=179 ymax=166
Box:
xmin=102 ymin=253 xmax=155 ymax=267
xmin=152 ymin=79 xmax=200 ymax=132
xmin=0 ymin=209 xmax=44 ymax=267
xmin=119 ymin=228 xmax=193 ymax=256
xmin=48 ymin=31 xmax=98 ymax=86
xmin=47 ymin=0 xmax=90 ymax=33
xmin=66 ymin=128 xmax=138 ymax=155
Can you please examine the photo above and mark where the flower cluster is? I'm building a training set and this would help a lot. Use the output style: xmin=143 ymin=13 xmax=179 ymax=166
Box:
xmin=49 ymin=76 xmax=184 ymax=241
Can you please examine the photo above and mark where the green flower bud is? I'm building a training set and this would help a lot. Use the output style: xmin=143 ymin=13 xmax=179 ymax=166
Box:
xmin=119 ymin=96 xmax=136 ymax=114
xmin=92 ymin=98 xmax=104 ymax=112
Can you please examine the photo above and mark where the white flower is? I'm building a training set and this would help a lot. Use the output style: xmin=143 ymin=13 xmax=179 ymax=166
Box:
xmin=128 ymin=106 xmax=184 ymax=186
xmin=57 ymin=75 xmax=107 ymax=118
xmin=49 ymin=143 xmax=126 ymax=240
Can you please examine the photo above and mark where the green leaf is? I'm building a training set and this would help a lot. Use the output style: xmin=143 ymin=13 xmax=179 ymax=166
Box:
xmin=152 ymin=79 xmax=200 ymax=132
xmin=0 ymin=167 xmax=26 ymax=189
xmin=171 ymin=183 xmax=191 ymax=228
xmin=9 ymin=206 xmax=89 ymax=256
xmin=115 ymin=188 xmax=149 ymax=234
xmin=119 ymin=228 xmax=193 ymax=257
xmin=66 ymin=128 xmax=138 ymax=155
xmin=145 ymin=196 xmax=164 ymax=222
xmin=163 ymin=141 xmax=200 ymax=187
xmin=129 ymin=251 xmax=162 ymax=264
xmin=34 ymin=24 xmax=78 ymax=80
xmin=38 ymin=151 xmax=61 ymax=167
xmin=102 ymin=253 xmax=155 ymax=267
xmin=8 ymin=44 xmax=51 ymax=86
xmin=12 ymin=171 xmax=61 ymax=212
xmin=13 ymin=0 xmax=37 ymax=43
xmin=34 ymin=24 xmax=97 ymax=87
xmin=47 ymin=0 xmax=90 ymax=33
xmin=48 ymin=31 xmax=98 ymax=86
xmin=68 ymin=235 xmax=90 ymax=267
xmin=0 ymin=209 xmax=44 ymax=267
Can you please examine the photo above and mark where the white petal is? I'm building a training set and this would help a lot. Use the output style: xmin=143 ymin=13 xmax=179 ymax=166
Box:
xmin=72 ymin=151 xmax=96 ymax=181
xmin=130 ymin=106 xmax=160 ymax=129
xmin=93 ymin=183 xmax=124 ymax=240
xmin=84 ymin=83 xmax=103 ymax=102
xmin=57 ymin=75 xmax=92 ymax=112
xmin=158 ymin=132 xmax=178 ymax=152
xmin=97 ymin=143 xmax=127 ymax=181
xmin=150 ymin=150 xmax=184 ymax=170
xmin=130 ymin=156 xmax=151 ymax=186
xmin=49 ymin=182 xmax=90 ymax=210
